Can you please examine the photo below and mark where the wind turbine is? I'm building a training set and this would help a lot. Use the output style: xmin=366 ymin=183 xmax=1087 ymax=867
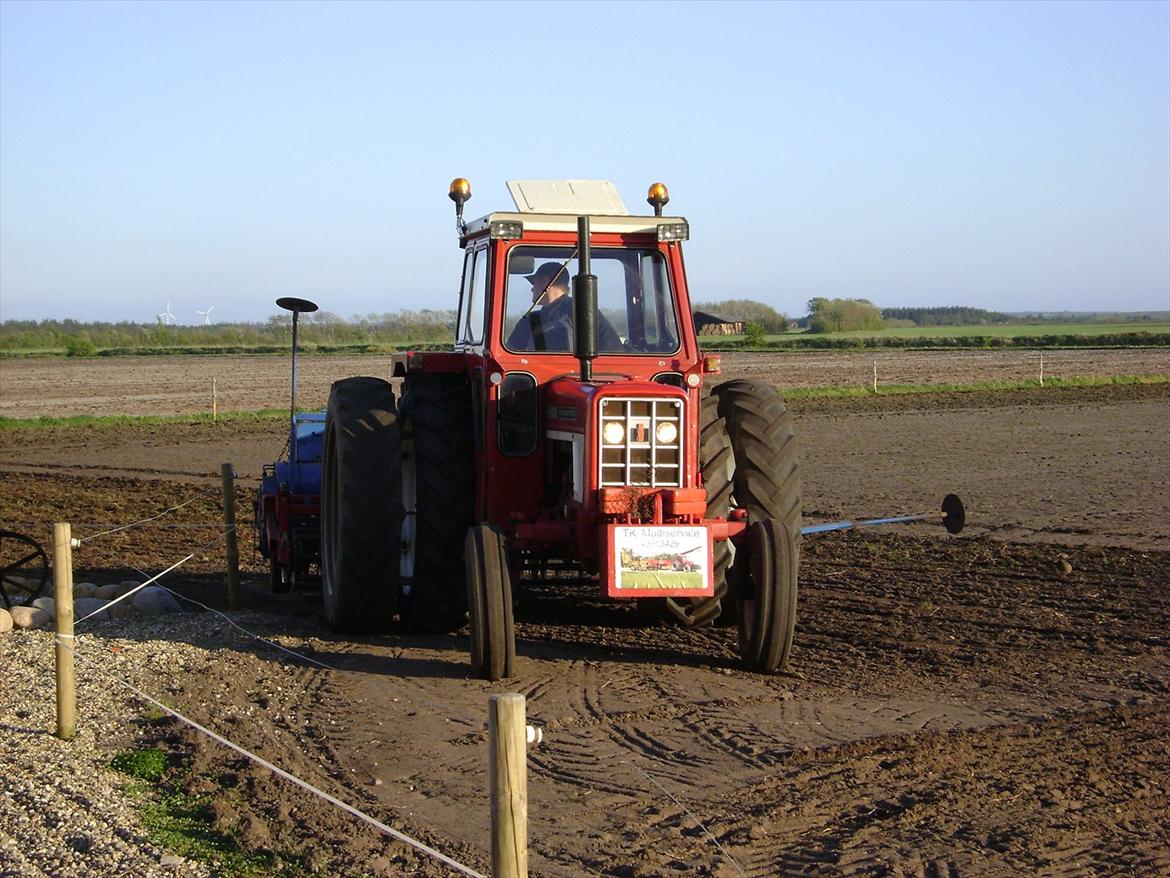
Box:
xmin=195 ymin=305 xmax=214 ymax=325
xmin=157 ymin=302 xmax=176 ymax=326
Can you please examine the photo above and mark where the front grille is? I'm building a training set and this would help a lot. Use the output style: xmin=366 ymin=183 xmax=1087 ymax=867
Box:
xmin=599 ymin=397 xmax=682 ymax=487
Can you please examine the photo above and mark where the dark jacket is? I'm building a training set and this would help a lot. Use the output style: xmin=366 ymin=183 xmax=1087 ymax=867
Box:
xmin=506 ymin=295 xmax=622 ymax=352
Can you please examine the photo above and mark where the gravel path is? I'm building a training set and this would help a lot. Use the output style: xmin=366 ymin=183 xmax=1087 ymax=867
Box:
xmin=0 ymin=621 xmax=212 ymax=878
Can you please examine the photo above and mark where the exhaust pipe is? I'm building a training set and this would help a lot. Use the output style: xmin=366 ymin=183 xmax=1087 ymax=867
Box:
xmin=573 ymin=216 xmax=598 ymax=381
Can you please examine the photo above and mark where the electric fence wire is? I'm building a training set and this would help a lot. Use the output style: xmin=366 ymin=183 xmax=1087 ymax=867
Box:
xmin=67 ymin=526 xmax=742 ymax=874
xmin=67 ymin=532 xmax=495 ymax=870
xmin=621 ymin=758 xmax=747 ymax=877
xmin=74 ymin=486 xmax=221 ymax=544
xmin=4 ymin=521 xmax=226 ymax=531
xmin=119 ymin=560 xmax=743 ymax=875
xmin=73 ymin=531 xmax=227 ymax=626
xmin=51 ymin=634 xmax=486 ymax=878
xmin=104 ymin=551 xmax=739 ymax=876
xmin=124 ymin=568 xmax=485 ymax=730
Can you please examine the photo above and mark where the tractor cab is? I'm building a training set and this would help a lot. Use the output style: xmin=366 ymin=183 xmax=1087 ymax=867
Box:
xmin=449 ymin=179 xmax=699 ymax=370
xmin=390 ymin=181 xmax=724 ymax=554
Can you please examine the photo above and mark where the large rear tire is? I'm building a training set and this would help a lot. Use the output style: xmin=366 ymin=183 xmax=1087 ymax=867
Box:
xmin=320 ymin=376 xmax=399 ymax=633
xmin=716 ymin=379 xmax=801 ymax=628
xmin=396 ymin=373 xmax=476 ymax=633
xmin=711 ymin=381 xmax=804 ymax=533
xmin=736 ymin=519 xmax=798 ymax=672
xmin=465 ymin=524 xmax=516 ymax=681
xmin=714 ymin=380 xmax=801 ymax=533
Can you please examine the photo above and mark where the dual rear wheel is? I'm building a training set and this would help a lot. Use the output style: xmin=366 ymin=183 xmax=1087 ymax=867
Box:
xmin=320 ymin=377 xmax=400 ymax=633
xmin=322 ymin=375 xmax=506 ymax=679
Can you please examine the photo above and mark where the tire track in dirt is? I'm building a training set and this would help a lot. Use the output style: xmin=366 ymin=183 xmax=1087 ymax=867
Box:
xmin=705 ymin=704 xmax=1170 ymax=877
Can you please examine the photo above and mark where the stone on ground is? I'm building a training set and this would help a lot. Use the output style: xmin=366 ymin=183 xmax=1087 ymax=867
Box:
xmin=0 ymin=608 xmax=12 ymax=633
xmin=131 ymin=586 xmax=182 ymax=616
xmin=93 ymin=584 xmax=121 ymax=600
xmin=9 ymin=606 xmax=51 ymax=629
xmin=31 ymin=596 xmax=55 ymax=618
xmin=73 ymin=582 xmax=98 ymax=599
xmin=73 ymin=597 xmax=111 ymax=622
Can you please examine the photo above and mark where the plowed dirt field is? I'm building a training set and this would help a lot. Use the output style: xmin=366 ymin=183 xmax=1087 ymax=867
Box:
xmin=1 ymin=354 xmax=1168 ymax=876
xmin=1 ymin=348 xmax=1167 ymax=418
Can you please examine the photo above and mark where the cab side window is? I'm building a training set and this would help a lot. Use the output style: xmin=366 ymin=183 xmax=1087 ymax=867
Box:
xmin=457 ymin=246 xmax=488 ymax=345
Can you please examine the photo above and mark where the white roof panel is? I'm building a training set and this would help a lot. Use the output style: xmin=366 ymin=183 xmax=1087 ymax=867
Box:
xmin=507 ymin=180 xmax=629 ymax=215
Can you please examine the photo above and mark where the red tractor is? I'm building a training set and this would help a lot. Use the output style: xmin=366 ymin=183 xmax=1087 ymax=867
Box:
xmin=320 ymin=180 xmax=801 ymax=680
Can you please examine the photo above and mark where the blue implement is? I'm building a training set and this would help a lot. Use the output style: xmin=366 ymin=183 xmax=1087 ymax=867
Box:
xmin=801 ymin=495 xmax=965 ymax=537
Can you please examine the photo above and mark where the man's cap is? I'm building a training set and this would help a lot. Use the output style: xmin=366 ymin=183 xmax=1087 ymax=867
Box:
xmin=527 ymin=262 xmax=569 ymax=289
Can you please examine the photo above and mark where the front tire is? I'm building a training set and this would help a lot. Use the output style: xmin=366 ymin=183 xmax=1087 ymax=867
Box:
xmin=736 ymin=519 xmax=798 ymax=672
xmin=465 ymin=524 xmax=516 ymax=681
xmin=320 ymin=377 xmax=399 ymax=633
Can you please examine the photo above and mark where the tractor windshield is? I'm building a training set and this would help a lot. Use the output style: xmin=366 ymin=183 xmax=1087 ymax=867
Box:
xmin=502 ymin=245 xmax=680 ymax=355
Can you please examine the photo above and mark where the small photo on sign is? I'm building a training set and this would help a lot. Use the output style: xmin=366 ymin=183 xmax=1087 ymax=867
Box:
xmin=614 ymin=526 xmax=709 ymax=592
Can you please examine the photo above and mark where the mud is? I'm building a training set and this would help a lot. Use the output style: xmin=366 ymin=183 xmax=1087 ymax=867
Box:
xmin=0 ymin=369 xmax=1168 ymax=875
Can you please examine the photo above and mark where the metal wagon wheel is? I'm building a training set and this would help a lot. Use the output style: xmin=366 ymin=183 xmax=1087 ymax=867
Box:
xmin=0 ymin=529 xmax=50 ymax=610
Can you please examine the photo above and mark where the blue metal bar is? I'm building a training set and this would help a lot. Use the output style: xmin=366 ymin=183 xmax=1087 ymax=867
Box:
xmin=801 ymin=512 xmax=936 ymax=536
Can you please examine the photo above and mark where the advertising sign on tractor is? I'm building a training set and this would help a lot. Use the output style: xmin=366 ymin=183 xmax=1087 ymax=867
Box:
xmin=606 ymin=525 xmax=713 ymax=598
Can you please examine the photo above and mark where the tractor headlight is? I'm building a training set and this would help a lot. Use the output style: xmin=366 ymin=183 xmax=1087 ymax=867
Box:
xmin=655 ymin=421 xmax=678 ymax=445
xmin=603 ymin=421 xmax=626 ymax=445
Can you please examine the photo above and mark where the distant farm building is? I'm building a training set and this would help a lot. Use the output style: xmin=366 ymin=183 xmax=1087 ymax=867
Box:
xmin=692 ymin=310 xmax=745 ymax=336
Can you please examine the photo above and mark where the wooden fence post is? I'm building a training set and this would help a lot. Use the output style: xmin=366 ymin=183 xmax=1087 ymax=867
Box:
xmin=212 ymin=377 xmax=218 ymax=423
xmin=53 ymin=522 xmax=76 ymax=740
xmin=872 ymin=360 xmax=878 ymax=394
xmin=1039 ymin=353 xmax=1045 ymax=388
xmin=489 ymin=693 xmax=528 ymax=878
xmin=221 ymin=463 xmax=241 ymax=611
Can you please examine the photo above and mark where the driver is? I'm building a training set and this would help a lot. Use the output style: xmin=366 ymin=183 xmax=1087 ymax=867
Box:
xmin=506 ymin=262 xmax=622 ymax=352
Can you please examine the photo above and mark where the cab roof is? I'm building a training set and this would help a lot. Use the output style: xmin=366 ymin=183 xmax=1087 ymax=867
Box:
xmin=464 ymin=211 xmax=688 ymax=237
xmin=463 ymin=179 xmax=687 ymax=237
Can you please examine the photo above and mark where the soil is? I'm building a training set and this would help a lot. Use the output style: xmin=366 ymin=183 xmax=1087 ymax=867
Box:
xmin=1 ymin=357 xmax=1168 ymax=876
xmin=1 ymin=348 xmax=1167 ymax=419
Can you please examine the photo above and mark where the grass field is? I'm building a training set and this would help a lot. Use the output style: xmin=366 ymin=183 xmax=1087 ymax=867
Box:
xmin=782 ymin=322 xmax=1170 ymax=341
xmin=783 ymin=373 xmax=1169 ymax=399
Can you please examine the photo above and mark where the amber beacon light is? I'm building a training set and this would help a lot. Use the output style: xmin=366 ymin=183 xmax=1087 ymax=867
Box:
xmin=646 ymin=182 xmax=670 ymax=216
xmin=449 ymin=177 xmax=472 ymax=205
xmin=449 ymin=177 xmax=472 ymax=234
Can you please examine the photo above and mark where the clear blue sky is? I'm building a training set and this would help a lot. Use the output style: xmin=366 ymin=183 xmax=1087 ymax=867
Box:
xmin=1 ymin=0 xmax=1167 ymax=324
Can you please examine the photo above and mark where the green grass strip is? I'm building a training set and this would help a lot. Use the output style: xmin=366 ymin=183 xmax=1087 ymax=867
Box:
xmin=783 ymin=373 xmax=1168 ymax=399
xmin=0 ymin=409 xmax=291 ymax=429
